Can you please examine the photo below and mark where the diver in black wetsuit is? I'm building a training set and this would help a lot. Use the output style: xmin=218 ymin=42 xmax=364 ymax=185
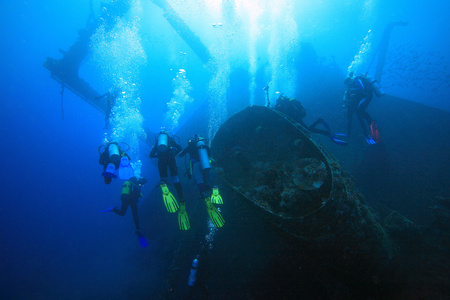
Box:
xmin=96 ymin=86 xmax=121 ymax=129
xmin=101 ymin=176 xmax=149 ymax=247
xmin=274 ymin=95 xmax=347 ymax=145
xmin=150 ymin=130 xmax=184 ymax=201
xmin=343 ymin=72 xmax=383 ymax=144
xmin=112 ymin=177 xmax=147 ymax=232
xmin=178 ymin=134 xmax=213 ymax=197
xmin=178 ymin=134 xmax=225 ymax=228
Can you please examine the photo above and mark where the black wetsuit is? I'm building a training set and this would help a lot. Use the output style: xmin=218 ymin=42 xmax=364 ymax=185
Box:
xmin=150 ymin=136 xmax=184 ymax=201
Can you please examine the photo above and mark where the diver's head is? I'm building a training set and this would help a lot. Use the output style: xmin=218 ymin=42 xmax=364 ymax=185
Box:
xmin=104 ymin=176 xmax=112 ymax=184
xmin=188 ymin=134 xmax=203 ymax=145
xmin=344 ymin=77 xmax=353 ymax=86
xmin=130 ymin=176 xmax=147 ymax=186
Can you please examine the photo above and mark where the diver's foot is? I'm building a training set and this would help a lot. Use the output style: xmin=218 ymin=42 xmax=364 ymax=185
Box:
xmin=135 ymin=230 xmax=144 ymax=238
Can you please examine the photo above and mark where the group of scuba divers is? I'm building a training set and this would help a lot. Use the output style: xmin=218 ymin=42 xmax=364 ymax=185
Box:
xmin=274 ymin=72 xmax=385 ymax=145
xmin=98 ymin=131 xmax=224 ymax=248
xmin=96 ymin=72 xmax=383 ymax=247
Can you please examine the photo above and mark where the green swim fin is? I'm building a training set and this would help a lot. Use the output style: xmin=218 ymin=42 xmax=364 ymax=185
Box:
xmin=205 ymin=197 xmax=225 ymax=228
xmin=178 ymin=202 xmax=190 ymax=231
xmin=160 ymin=183 xmax=179 ymax=213
xmin=211 ymin=186 xmax=223 ymax=204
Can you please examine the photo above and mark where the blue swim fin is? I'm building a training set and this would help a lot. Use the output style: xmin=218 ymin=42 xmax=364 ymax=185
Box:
xmin=102 ymin=163 xmax=117 ymax=178
xmin=330 ymin=133 xmax=349 ymax=145
xmin=118 ymin=156 xmax=134 ymax=180
xmin=365 ymin=135 xmax=377 ymax=145
xmin=136 ymin=231 xmax=149 ymax=248
xmin=99 ymin=206 xmax=114 ymax=213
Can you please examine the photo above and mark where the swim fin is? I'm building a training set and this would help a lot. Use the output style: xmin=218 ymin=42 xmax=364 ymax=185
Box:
xmin=160 ymin=183 xmax=179 ymax=213
xmin=102 ymin=163 xmax=117 ymax=178
xmin=118 ymin=156 xmax=134 ymax=180
xmin=136 ymin=230 xmax=149 ymax=248
xmin=178 ymin=202 xmax=190 ymax=231
xmin=211 ymin=186 xmax=223 ymax=204
xmin=366 ymin=135 xmax=377 ymax=145
xmin=330 ymin=133 xmax=349 ymax=145
xmin=205 ymin=197 xmax=225 ymax=228
xmin=370 ymin=120 xmax=381 ymax=143
xmin=99 ymin=206 xmax=114 ymax=213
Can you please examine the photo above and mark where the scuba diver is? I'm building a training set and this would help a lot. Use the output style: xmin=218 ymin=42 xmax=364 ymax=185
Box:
xmin=179 ymin=134 xmax=225 ymax=228
xmin=101 ymin=176 xmax=149 ymax=248
xmin=343 ymin=72 xmax=384 ymax=144
xmin=274 ymin=95 xmax=347 ymax=145
xmin=96 ymin=86 xmax=121 ymax=130
xmin=98 ymin=142 xmax=134 ymax=184
xmin=149 ymin=129 xmax=190 ymax=231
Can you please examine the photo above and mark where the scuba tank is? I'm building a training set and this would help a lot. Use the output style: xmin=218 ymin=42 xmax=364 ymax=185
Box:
xmin=196 ymin=140 xmax=211 ymax=170
xmin=370 ymin=79 xmax=386 ymax=97
xmin=187 ymin=257 xmax=199 ymax=286
xmin=108 ymin=143 xmax=120 ymax=163
xmin=157 ymin=131 xmax=169 ymax=152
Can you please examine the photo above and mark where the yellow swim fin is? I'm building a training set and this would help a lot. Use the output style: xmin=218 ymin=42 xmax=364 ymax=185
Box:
xmin=205 ymin=197 xmax=225 ymax=228
xmin=160 ymin=183 xmax=179 ymax=213
xmin=211 ymin=186 xmax=223 ymax=204
xmin=178 ymin=202 xmax=190 ymax=231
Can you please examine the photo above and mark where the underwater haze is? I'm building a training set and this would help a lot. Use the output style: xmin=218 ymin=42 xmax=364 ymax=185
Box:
xmin=1 ymin=0 xmax=449 ymax=299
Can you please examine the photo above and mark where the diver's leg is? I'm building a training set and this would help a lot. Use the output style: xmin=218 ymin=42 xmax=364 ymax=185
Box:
xmin=130 ymin=200 xmax=140 ymax=231
xmin=347 ymin=108 xmax=354 ymax=136
xmin=167 ymin=156 xmax=183 ymax=201
xmin=158 ymin=159 xmax=169 ymax=183
xmin=113 ymin=200 xmax=129 ymax=216
xmin=357 ymin=111 xmax=370 ymax=136
xmin=357 ymin=98 xmax=371 ymax=136
xmin=173 ymin=182 xmax=183 ymax=201
xmin=362 ymin=111 xmax=373 ymax=126
xmin=193 ymin=162 xmax=207 ymax=196
xmin=308 ymin=118 xmax=323 ymax=129
xmin=308 ymin=118 xmax=331 ymax=136
xmin=202 ymin=168 xmax=212 ymax=193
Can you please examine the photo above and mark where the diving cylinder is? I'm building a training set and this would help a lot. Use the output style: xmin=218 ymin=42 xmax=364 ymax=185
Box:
xmin=196 ymin=140 xmax=211 ymax=170
xmin=187 ymin=258 xmax=199 ymax=286
xmin=108 ymin=143 xmax=120 ymax=163
xmin=370 ymin=79 xmax=386 ymax=97
xmin=157 ymin=132 xmax=169 ymax=152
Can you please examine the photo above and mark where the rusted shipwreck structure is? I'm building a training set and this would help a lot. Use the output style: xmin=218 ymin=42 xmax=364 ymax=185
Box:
xmin=211 ymin=106 xmax=396 ymax=283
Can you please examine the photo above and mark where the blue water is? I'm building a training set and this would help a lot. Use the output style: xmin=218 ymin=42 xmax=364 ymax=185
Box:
xmin=1 ymin=1 xmax=449 ymax=299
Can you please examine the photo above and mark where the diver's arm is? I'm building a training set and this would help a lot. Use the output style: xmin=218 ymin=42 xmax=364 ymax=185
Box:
xmin=178 ymin=147 xmax=188 ymax=157
xmin=172 ymin=142 xmax=182 ymax=155
xmin=353 ymin=78 xmax=364 ymax=91
xmin=149 ymin=146 xmax=158 ymax=158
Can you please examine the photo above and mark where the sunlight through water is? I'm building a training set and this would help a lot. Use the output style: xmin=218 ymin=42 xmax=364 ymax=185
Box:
xmin=90 ymin=0 xmax=147 ymax=175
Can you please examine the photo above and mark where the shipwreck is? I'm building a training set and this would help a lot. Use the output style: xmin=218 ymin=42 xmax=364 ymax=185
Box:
xmin=211 ymin=106 xmax=396 ymax=285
